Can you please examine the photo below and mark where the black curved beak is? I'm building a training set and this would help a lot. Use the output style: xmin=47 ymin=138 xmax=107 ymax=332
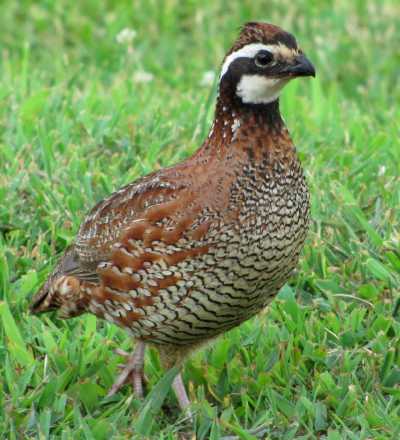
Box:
xmin=284 ymin=54 xmax=316 ymax=78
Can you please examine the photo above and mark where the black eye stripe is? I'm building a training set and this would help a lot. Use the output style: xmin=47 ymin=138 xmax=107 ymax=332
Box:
xmin=255 ymin=50 xmax=273 ymax=67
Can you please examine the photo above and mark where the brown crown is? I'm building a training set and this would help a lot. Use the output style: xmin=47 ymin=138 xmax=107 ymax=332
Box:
xmin=227 ymin=22 xmax=298 ymax=56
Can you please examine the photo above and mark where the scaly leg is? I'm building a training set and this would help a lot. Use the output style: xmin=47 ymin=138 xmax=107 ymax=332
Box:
xmin=107 ymin=341 xmax=146 ymax=398
xmin=172 ymin=372 xmax=192 ymax=418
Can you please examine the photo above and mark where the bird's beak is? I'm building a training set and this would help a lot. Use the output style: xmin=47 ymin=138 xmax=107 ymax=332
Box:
xmin=284 ymin=54 xmax=316 ymax=78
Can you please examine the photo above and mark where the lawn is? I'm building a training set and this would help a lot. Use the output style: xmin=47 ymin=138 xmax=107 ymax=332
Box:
xmin=1 ymin=0 xmax=399 ymax=438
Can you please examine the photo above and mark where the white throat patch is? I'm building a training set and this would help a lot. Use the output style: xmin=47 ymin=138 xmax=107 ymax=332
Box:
xmin=236 ymin=75 xmax=289 ymax=104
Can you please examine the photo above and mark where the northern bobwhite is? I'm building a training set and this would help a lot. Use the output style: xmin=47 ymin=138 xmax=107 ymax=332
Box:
xmin=31 ymin=22 xmax=315 ymax=414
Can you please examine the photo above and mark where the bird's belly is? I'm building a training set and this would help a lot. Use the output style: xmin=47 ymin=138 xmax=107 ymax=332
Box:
xmin=105 ymin=208 xmax=309 ymax=346
xmin=89 ymin=176 xmax=310 ymax=346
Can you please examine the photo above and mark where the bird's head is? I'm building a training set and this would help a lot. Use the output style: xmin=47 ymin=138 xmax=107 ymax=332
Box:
xmin=219 ymin=22 xmax=315 ymax=106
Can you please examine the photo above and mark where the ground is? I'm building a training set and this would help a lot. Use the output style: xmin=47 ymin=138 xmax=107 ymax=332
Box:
xmin=0 ymin=0 xmax=399 ymax=438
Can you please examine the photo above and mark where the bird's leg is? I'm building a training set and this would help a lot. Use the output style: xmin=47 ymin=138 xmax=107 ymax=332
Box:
xmin=172 ymin=372 xmax=192 ymax=418
xmin=107 ymin=341 xmax=146 ymax=398
xmin=114 ymin=348 xmax=146 ymax=397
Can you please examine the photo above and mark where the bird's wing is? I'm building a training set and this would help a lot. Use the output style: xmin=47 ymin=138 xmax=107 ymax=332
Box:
xmin=74 ymin=172 xmax=187 ymax=267
xmin=32 ymin=172 xmax=188 ymax=307
xmin=68 ymin=144 xmax=241 ymax=277
xmin=31 ymin=155 xmax=236 ymax=314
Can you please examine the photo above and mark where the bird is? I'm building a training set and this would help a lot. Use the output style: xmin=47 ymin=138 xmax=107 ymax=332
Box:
xmin=30 ymin=22 xmax=315 ymax=415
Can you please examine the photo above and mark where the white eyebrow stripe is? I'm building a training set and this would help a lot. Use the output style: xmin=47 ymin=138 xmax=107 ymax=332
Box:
xmin=220 ymin=43 xmax=280 ymax=79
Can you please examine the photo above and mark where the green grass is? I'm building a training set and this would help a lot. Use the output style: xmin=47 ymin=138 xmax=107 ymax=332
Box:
xmin=1 ymin=0 xmax=399 ymax=438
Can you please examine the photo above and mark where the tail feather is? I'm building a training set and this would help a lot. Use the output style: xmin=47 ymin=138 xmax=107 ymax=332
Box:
xmin=30 ymin=254 xmax=67 ymax=314
xmin=30 ymin=245 xmax=98 ymax=316
xmin=30 ymin=278 xmax=57 ymax=314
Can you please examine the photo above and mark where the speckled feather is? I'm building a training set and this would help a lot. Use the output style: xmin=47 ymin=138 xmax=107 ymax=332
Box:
xmin=31 ymin=22 xmax=310 ymax=352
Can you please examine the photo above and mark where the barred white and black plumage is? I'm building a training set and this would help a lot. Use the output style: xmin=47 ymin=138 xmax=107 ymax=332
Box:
xmin=31 ymin=21 xmax=315 ymax=412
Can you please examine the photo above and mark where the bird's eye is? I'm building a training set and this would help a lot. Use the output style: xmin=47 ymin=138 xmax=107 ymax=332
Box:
xmin=255 ymin=50 xmax=273 ymax=67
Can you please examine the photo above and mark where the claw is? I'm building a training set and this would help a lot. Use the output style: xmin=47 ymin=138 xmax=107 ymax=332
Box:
xmin=107 ymin=341 xmax=146 ymax=398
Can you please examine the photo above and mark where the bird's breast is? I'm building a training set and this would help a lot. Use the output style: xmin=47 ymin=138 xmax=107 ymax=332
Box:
xmin=85 ymin=158 xmax=310 ymax=346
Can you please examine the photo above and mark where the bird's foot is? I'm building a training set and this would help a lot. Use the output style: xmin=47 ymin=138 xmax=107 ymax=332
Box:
xmin=107 ymin=341 xmax=146 ymax=398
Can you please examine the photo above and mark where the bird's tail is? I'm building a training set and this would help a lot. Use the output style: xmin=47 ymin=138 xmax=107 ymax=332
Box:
xmin=30 ymin=253 xmax=68 ymax=315
xmin=30 ymin=272 xmax=86 ymax=318
xmin=30 ymin=246 xmax=89 ymax=317
xmin=30 ymin=275 xmax=58 ymax=314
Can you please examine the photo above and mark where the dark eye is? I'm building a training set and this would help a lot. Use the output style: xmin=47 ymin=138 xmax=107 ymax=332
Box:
xmin=255 ymin=50 xmax=273 ymax=67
